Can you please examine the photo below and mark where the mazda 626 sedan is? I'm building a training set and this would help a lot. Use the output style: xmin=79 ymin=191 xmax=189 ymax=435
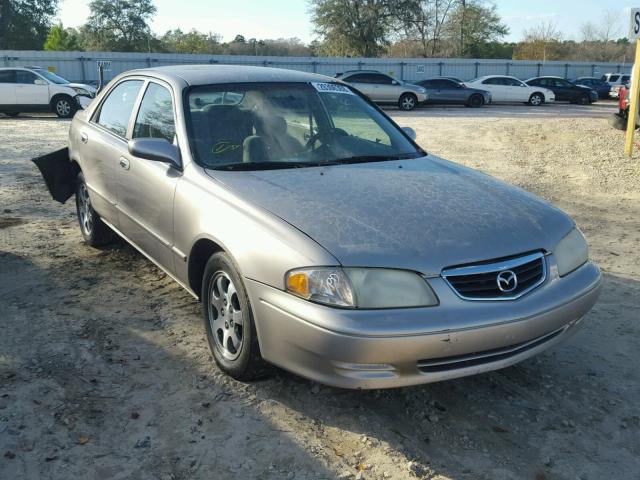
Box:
xmin=54 ymin=65 xmax=601 ymax=388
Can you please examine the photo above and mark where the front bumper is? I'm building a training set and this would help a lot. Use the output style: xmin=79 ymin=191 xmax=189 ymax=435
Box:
xmin=246 ymin=258 xmax=602 ymax=389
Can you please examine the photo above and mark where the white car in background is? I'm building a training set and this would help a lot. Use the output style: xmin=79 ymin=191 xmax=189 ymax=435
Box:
xmin=466 ymin=75 xmax=555 ymax=106
xmin=0 ymin=66 xmax=96 ymax=118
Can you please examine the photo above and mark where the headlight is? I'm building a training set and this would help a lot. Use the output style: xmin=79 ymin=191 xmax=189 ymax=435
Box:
xmin=285 ymin=267 xmax=438 ymax=309
xmin=72 ymin=87 xmax=93 ymax=97
xmin=554 ymin=228 xmax=588 ymax=277
xmin=418 ymin=87 xmax=427 ymax=94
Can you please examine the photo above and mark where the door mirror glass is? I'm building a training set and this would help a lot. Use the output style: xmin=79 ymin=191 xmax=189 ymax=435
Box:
xmin=402 ymin=126 xmax=417 ymax=141
xmin=128 ymin=138 xmax=181 ymax=169
xmin=34 ymin=78 xmax=47 ymax=85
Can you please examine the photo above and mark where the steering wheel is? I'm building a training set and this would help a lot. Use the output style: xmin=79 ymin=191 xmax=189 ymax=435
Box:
xmin=304 ymin=128 xmax=349 ymax=151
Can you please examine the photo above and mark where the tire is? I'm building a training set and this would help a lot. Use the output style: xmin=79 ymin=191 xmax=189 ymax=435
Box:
xmin=75 ymin=172 xmax=114 ymax=246
xmin=577 ymin=93 xmax=590 ymax=105
xmin=468 ymin=94 xmax=485 ymax=108
xmin=52 ymin=95 xmax=77 ymax=118
xmin=528 ymin=92 xmax=544 ymax=106
xmin=398 ymin=93 xmax=417 ymax=111
xmin=202 ymin=252 xmax=267 ymax=381
xmin=4 ymin=111 xmax=19 ymax=117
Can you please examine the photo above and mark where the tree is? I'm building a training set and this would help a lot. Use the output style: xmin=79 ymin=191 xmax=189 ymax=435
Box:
xmin=160 ymin=29 xmax=222 ymax=54
xmin=513 ymin=21 xmax=563 ymax=60
xmin=0 ymin=0 xmax=59 ymax=49
xmin=85 ymin=0 xmax=156 ymax=51
xmin=43 ymin=23 xmax=81 ymax=50
xmin=399 ymin=0 xmax=458 ymax=57
xmin=310 ymin=0 xmax=400 ymax=57
xmin=447 ymin=0 xmax=508 ymax=57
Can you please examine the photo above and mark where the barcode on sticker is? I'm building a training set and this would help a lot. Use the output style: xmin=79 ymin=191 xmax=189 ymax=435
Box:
xmin=312 ymin=82 xmax=354 ymax=94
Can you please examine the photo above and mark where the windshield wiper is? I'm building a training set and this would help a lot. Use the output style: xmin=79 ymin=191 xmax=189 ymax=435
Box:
xmin=210 ymin=161 xmax=314 ymax=171
xmin=323 ymin=153 xmax=420 ymax=165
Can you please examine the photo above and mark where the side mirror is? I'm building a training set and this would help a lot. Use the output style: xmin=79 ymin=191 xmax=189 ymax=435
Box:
xmin=128 ymin=138 xmax=181 ymax=169
xmin=402 ymin=126 xmax=417 ymax=141
xmin=34 ymin=79 xmax=47 ymax=85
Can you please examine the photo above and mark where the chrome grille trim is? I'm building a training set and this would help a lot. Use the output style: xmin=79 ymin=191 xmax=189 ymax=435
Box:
xmin=441 ymin=251 xmax=547 ymax=301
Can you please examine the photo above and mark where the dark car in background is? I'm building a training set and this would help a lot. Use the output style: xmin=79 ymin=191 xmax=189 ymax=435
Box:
xmin=415 ymin=77 xmax=491 ymax=107
xmin=526 ymin=76 xmax=597 ymax=104
xmin=571 ymin=77 xmax=611 ymax=99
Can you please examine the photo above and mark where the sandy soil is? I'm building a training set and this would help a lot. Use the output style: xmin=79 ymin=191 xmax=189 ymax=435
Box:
xmin=1 ymin=108 xmax=639 ymax=480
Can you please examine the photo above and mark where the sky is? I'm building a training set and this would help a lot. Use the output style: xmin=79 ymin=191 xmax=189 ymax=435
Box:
xmin=56 ymin=0 xmax=634 ymax=44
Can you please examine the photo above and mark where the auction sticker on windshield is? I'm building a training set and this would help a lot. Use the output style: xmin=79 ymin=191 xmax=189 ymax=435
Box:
xmin=312 ymin=82 xmax=354 ymax=94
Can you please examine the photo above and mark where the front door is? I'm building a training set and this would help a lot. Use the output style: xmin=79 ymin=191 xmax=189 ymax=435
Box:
xmin=84 ymin=79 xmax=145 ymax=225
xmin=116 ymin=81 xmax=180 ymax=272
xmin=15 ymin=70 xmax=49 ymax=106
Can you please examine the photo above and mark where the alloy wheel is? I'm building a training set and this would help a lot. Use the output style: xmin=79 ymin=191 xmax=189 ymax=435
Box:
xmin=401 ymin=96 xmax=415 ymax=110
xmin=78 ymin=183 xmax=93 ymax=236
xmin=56 ymin=99 xmax=71 ymax=117
xmin=208 ymin=271 xmax=244 ymax=361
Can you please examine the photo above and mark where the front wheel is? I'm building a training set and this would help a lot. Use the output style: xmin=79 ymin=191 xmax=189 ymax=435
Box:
xmin=398 ymin=93 xmax=417 ymax=111
xmin=528 ymin=93 xmax=544 ymax=106
xmin=468 ymin=94 xmax=485 ymax=107
xmin=53 ymin=96 xmax=77 ymax=118
xmin=75 ymin=172 xmax=114 ymax=246
xmin=577 ymin=94 xmax=590 ymax=105
xmin=202 ymin=252 xmax=267 ymax=381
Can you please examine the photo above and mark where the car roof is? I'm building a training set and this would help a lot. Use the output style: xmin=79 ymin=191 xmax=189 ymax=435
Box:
xmin=123 ymin=65 xmax=334 ymax=86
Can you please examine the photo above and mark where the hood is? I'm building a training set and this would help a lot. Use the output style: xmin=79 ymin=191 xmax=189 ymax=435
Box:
xmin=207 ymin=157 xmax=574 ymax=275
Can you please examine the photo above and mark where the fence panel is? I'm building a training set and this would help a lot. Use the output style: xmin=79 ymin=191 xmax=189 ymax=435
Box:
xmin=0 ymin=50 xmax=631 ymax=84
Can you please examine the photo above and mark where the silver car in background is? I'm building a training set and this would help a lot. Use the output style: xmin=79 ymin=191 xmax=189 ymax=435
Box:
xmin=336 ymin=70 xmax=428 ymax=110
xmin=39 ymin=65 xmax=601 ymax=389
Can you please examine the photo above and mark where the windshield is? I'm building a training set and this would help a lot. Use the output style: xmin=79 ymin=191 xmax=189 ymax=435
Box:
xmin=34 ymin=69 xmax=70 ymax=85
xmin=185 ymin=82 xmax=422 ymax=170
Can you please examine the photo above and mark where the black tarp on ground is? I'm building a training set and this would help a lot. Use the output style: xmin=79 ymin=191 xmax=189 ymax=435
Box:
xmin=31 ymin=148 xmax=75 ymax=204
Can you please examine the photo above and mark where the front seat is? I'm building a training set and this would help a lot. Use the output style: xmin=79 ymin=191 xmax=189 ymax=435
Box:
xmin=202 ymin=105 xmax=253 ymax=164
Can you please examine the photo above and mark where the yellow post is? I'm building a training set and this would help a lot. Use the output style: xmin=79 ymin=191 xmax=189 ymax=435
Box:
xmin=624 ymin=38 xmax=640 ymax=156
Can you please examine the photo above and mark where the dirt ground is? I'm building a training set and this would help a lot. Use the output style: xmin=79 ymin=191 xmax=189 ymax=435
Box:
xmin=1 ymin=105 xmax=639 ymax=480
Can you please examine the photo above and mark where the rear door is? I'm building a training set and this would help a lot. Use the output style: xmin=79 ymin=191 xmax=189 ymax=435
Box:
xmin=83 ymin=79 xmax=145 ymax=225
xmin=14 ymin=70 xmax=49 ymax=106
xmin=420 ymin=80 xmax=440 ymax=103
xmin=0 ymin=70 xmax=16 ymax=107
xmin=116 ymin=80 xmax=180 ymax=272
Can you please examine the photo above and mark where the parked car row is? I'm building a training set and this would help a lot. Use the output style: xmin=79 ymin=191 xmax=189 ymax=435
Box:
xmin=1 ymin=66 xmax=626 ymax=117
xmin=336 ymin=70 xmax=618 ymax=110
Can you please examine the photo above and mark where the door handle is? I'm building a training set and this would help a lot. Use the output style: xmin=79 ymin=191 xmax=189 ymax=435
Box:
xmin=80 ymin=132 xmax=88 ymax=143
xmin=119 ymin=157 xmax=130 ymax=170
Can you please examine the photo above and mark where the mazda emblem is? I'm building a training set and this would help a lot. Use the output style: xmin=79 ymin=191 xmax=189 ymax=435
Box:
xmin=496 ymin=270 xmax=518 ymax=293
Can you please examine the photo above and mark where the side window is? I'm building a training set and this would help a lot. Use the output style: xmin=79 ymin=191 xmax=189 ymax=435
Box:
xmin=622 ymin=75 xmax=631 ymax=83
xmin=506 ymin=78 xmax=524 ymax=87
xmin=344 ymin=74 xmax=369 ymax=83
xmin=420 ymin=80 xmax=435 ymax=88
xmin=15 ymin=71 xmax=38 ymax=84
xmin=133 ymin=83 xmax=176 ymax=143
xmin=95 ymin=80 xmax=144 ymax=137
xmin=483 ymin=78 xmax=504 ymax=85
xmin=555 ymin=79 xmax=571 ymax=87
xmin=0 ymin=70 xmax=15 ymax=83
xmin=372 ymin=74 xmax=393 ymax=85
xmin=608 ymin=75 xmax=620 ymax=82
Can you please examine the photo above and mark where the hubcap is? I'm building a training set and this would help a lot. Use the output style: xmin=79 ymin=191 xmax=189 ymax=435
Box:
xmin=402 ymin=97 xmax=415 ymax=110
xmin=78 ymin=183 xmax=93 ymax=236
xmin=57 ymin=100 xmax=71 ymax=116
xmin=208 ymin=271 xmax=244 ymax=361
xmin=531 ymin=95 xmax=541 ymax=105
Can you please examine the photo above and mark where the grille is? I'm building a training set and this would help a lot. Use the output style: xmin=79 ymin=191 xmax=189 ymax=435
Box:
xmin=442 ymin=252 xmax=546 ymax=301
